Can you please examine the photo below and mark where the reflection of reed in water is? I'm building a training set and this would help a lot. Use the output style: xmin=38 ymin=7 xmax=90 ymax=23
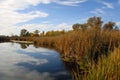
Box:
xmin=33 ymin=41 xmax=40 ymax=48
xmin=33 ymin=41 xmax=88 ymax=80
xmin=63 ymin=62 xmax=88 ymax=80
xmin=33 ymin=41 xmax=54 ymax=49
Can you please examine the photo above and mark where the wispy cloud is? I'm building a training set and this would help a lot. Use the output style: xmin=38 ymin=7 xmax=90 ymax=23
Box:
xmin=0 ymin=0 xmax=49 ymax=35
xmin=101 ymin=1 xmax=114 ymax=9
xmin=0 ymin=0 xmax=49 ymax=25
xmin=0 ymin=0 xmax=118 ymax=35
xmin=0 ymin=0 xmax=87 ymax=35
xmin=90 ymin=8 xmax=105 ymax=15
xmin=19 ymin=23 xmax=72 ymax=32
xmin=54 ymin=0 xmax=87 ymax=6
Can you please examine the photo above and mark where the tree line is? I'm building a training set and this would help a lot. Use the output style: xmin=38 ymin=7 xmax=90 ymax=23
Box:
xmin=20 ymin=29 xmax=65 ymax=37
xmin=20 ymin=16 xmax=119 ymax=38
xmin=72 ymin=17 xmax=119 ymax=31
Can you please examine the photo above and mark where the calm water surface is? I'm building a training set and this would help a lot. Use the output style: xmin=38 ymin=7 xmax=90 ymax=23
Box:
xmin=0 ymin=43 xmax=72 ymax=80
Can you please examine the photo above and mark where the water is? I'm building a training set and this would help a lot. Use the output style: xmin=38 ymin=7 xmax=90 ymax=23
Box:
xmin=0 ymin=43 xmax=72 ymax=80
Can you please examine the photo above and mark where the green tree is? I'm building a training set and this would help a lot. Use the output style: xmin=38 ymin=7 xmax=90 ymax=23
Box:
xmin=103 ymin=21 xmax=115 ymax=31
xmin=33 ymin=30 xmax=39 ymax=37
xmin=26 ymin=32 xmax=30 ymax=37
xmin=87 ymin=16 xmax=103 ymax=29
xmin=20 ymin=29 xmax=27 ymax=37
xmin=72 ymin=23 xmax=80 ymax=30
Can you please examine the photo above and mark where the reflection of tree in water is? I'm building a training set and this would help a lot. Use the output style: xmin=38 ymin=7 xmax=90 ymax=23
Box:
xmin=20 ymin=43 xmax=30 ymax=49
xmin=33 ymin=41 xmax=40 ymax=48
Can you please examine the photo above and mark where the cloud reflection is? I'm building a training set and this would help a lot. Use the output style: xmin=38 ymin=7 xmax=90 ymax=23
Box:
xmin=0 ymin=43 xmax=71 ymax=80
xmin=0 ymin=43 xmax=54 ymax=80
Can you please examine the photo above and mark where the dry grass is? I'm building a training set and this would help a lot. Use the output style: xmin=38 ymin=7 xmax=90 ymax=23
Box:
xmin=33 ymin=29 xmax=120 ymax=63
xmin=83 ymin=47 xmax=120 ymax=80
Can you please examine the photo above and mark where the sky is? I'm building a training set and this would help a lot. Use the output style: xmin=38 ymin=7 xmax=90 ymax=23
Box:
xmin=0 ymin=0 xmax=120 ymax=35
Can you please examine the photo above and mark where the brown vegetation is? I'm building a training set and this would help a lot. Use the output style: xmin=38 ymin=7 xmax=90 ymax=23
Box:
xmin=33 ymin=28 xmax=120 ymax=62
xmin=10 ymin=17 xmax=120 ymax=63
xmin=32 ymin=17 xmax=120 ymax=63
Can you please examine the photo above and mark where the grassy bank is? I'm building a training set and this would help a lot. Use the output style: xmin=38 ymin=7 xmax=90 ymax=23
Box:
xmin=33 ymin=28 xmax=120 ymax=62
xmin=85 ymin=47 xmax=120 ymax=80
xmin=72 ymin=47 xmax=120 ymax=80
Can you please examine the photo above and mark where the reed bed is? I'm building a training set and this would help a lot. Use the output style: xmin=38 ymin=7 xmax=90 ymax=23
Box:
xmin=83 ymin=47 xmax=120 ymax=80
xmin=33 ymin=29 xmax=120 ymax=63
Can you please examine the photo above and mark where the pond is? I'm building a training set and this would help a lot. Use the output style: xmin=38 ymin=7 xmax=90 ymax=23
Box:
xmin=0 ymin=42 xmax=72 ymax=80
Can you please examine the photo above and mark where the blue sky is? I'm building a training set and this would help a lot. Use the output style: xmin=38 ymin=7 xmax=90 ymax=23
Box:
xmin=0 ymin=0 xmax=120 ymax=35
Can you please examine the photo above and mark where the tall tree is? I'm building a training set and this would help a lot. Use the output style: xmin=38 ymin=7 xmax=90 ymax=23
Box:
xmin=87 ymin=16 xmax=103 ymax=29
xmin=72 ymin=23 xmax=80 ymax=30
xmin=103 ymin=21 xmax=115 ymax=31
xmin=26 ymin=32 xmax=30 ymax=37
xmin=20 ymin=29 xmax=27 ymax=37
xmin=33 ymin=30 xmax=39 ymax=37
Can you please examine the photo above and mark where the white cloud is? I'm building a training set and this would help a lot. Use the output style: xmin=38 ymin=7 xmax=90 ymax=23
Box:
xmin=0 ymin=0 xmax=86 ymax=35
xmin=52 ymin=23 xmax=72 ymax=30
xmin=117 ymin=22 xmax=120 ymax=26
xmin=54 ymin=0 xmax=87 ymax=6
xmin=0 ymin=0 xmax=51 ymax=10
xmin=90 ymin=8 xmax=105 ymax=15
xmin=0 ymin=0 xmax=49 ymax=35
xmin=0 ymin=23 xmax=72 ymax=35
xmin=0 ymin=10 xmax=48 ymax=27
xmin=18 ymin=23 xmax=72 ymax=34
xmin=101 ymin=1 xmax=114 ymax=9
